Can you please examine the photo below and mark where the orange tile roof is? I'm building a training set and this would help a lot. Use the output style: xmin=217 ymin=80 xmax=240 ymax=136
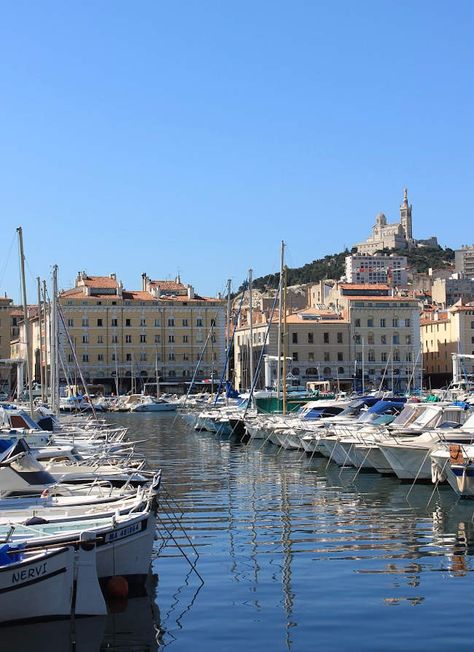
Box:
xmin=339 ymin=283 xmax=390 ymax=290
xmin=79 ymin=275 xmax=118 ymax=288
xmin=149 ymin=280 xmax=186 ymax=291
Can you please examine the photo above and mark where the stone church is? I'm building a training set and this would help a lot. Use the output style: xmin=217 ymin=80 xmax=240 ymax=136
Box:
xmin=356 ymin=189 xmax=414 ymax=254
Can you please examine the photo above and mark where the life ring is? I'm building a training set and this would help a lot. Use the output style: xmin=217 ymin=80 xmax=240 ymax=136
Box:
xmin=449 ymin=444 xmax=464 ymax=465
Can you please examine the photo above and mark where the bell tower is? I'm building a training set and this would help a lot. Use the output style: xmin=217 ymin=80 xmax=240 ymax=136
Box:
xmin=399 ymin=188 xmax=412 ymax=241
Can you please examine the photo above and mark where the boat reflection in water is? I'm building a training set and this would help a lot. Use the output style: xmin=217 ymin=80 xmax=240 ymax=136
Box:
xmin=0 ymin=592 xmax=162 ymax=652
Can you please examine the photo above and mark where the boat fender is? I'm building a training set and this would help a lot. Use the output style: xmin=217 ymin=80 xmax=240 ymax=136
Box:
xmin=106 ymin=575 xmax=129 ymax=599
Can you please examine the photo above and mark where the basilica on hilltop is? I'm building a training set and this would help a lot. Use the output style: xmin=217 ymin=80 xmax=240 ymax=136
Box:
xmin=356 ymin=189 xmax=437 ymax=254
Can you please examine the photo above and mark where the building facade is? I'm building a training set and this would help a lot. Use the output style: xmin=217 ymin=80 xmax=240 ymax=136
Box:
xmin=233 ymin=307 xmax=351 ymax=391
xmin=421 ymin=303 xmax=474 ymax=387
xmin=329 ymin=284 xmax=422 ymax=392
xmin=455 ymin=245 xmax=474 ymax=277
xmin=58 ymin=273 xmax=226 ymax=393
xmin=345 ymin=253 xmax=408 ymax=286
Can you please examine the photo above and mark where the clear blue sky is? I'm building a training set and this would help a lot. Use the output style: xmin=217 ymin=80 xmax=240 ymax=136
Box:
xmin=1 ymin=0 xmax=473 ymax=301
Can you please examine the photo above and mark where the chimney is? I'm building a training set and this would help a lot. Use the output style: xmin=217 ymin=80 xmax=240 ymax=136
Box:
xmin=187 ymin=285 xmax=195 ymax=299
xmin=110 ymin=273 xmax=116 ymax=280
xmin=142 ymin=273 xmax=147 ymax=291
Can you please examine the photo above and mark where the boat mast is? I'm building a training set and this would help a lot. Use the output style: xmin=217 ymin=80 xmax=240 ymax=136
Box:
xmin=248 ymin=268 xmax=254 ymax=395
xmin=37 ymin=277 xmax=45 ymax=402
xmin=50 ymin=264 xmax=60 ymax=415
xmin=282 ymin=265 xmax=288 ymax=415
xmin=42 ymin=280 xmax=49 ymax=400
xmin=276 ymin=241 xmax=285 ymax=399
xmin=17 ymin=227 xmax=34 ymax=416
xmin=225 ymin=279 xmax=231 ymax=383
xmin=155 ymin=349 xmax=160 ymax=399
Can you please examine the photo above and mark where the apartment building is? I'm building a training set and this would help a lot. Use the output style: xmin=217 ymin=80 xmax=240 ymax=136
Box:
xmin=455 ymin=245 xmax=474 ymax=277
xmin=421 ymin=302 xmax=474 ymax=387
xmin=233 ymin=307 xmax=351 ymax=391
xmin=345 ymin=253 xmax=408 ymax=286
xmin=57 ymin=272 xmax=226 ymax=393
xmin=329 ymin=284 xmax=422 ymax=392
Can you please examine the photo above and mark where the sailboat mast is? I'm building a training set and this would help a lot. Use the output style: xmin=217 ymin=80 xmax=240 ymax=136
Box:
xmin=282 ymin=265 xmax=288 ymax=415
xmin=225 ymin=279 xmax=231 ymax=383
xmin=276 ymin=241 xmax=285 ymax=399
xmin=37 ymin=277 xmax=45 ymax=402
xmin=51 ymin=265 xmax=60 ymax=415
xmin=17 ymin=227 xmax=35 ymax=416
xmin=248 ymin=268 xmax=254 ymax=393
xmin=155 ymin=350 xmax=160 ymax=399
xmin=42 ymin=280 xmax=49 ymax=400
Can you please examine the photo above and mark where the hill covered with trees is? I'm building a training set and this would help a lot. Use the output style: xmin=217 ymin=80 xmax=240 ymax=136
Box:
xmin=245 ymin=246 xmax=455 ymax=292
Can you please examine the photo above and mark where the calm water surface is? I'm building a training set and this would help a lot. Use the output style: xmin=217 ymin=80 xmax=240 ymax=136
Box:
xmin=8 ymin=412 xmax=474 ymax=651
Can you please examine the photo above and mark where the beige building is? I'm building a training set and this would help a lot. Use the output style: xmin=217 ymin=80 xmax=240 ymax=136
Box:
xmin=58 ymin=273 xmax=226 ymax=393
xmin=421 ymin=302 xmax=474 ymax=386
xmin=455 ymin=245 xmax=474 ymax=277
xmin=345 ymin=253 xmax=408 ymax=286
xmin=328 ymin=284 xmax=422 ymax=392
xmin=233 ymin=306 xmax=351 ymax=391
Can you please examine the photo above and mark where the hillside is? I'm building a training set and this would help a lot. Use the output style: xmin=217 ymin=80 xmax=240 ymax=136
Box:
xmin=246 ymin=246 xmax=455 ymax=292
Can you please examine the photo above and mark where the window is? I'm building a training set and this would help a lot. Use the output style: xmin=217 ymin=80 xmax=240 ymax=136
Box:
xmin=337 ymin=352 xmax=343 ymax=361
xmin=97 ymin=353 xmax=104 ymax=361
xmin=337 ymin=332 xmax=343 ymax=344
xmin=406 ymin=352 xmax=412 ymax=361
xmin=405 ymin=319 xmax=411 ymax=327
xmin=168 ymin=335 xmax=174 ymax=343
xmin=97 ymin=319 xmax=103 ymax=327
xmin=368 ymin=350 xmax=375 ymax=362
xmin=140 ymin=353 xmax=147 ymax=361
xmin=292 ymin=332 xmax=298 ymax=344
xmin=393 ymin=350 xmax=400 ymax=362
xmin=381 ymin=334 xmax=387 ymax=345
xmin=196 ymin=318 xmax=203 ymax=327
xmin=380 ymin=318 xmax=386 ymax=328
xmin=405 ymin=335 xmax=411 ymax=345
xmin=392 ymin=334 xmax=399 ymax=345
xmin=140 ymin=334 xmax=147 ymax=343
xmin=183 ymin=353 xmax=189 ymax=361
xmin=68 ymin=354 xmax=73 ymax=363
xmin=126 ymin=353 xmax=132 ymax=361
xmin=82 ymin=354 xmax=89 ymax=362
xmin=168 ymin=318 xmax=175 ymax=327
xmin=125 ymin=335 xmax=132 ymax=343
xmin=111 ymin=318 xmax=118 ymax=327
xmin=308 ymin=352 xmax=315 ymax=362
xmin=182 ymin=319 xmax=188 ymax=327
xmin=292 ymin=352 xmax=298 ymax=361
xmin=355 ymin=319 xmax=361 ymax=327
xmin=111 ymin=335 xmax=118 ymax=343
xmin=292 ymin=367 xmax=300 ymax=376
xmin=308 ymin=332 xmax=314 ymax=344
xmin=324 ymin=352 xmax=330 ymax=362
xmin=356 ymin=352 xmax=362 ymax=362
xmin=140 ymin=318 xmax=146 ymax=327
xmin=183 ymin=335 xmax=189 ymax=343
xmin=210 ymin=319 xmax=216 ymax=327
xmin=367 ymin=333 xmax=374 ymax=345
xmin=67 ymin=318 xmax=74 ymax=327
xmin=82 ymin=335 xmax=89 ymax=343
xmin=323 ymin=332 xmax=329 ymax=344
xmin=338 ymin=367 xmax=344 ymax=375
xmin=392 ymin=318 xmax=399 ymax=328
xmin=112 ymin=353 xmax=117 ymax=361
xmin=381 ymin=352 xmax=388 ymax=362
xmin=367 ymin=318 xmax=373 ymax=328
xmin=125 ymin=319 xmax=131 ymax=327
xmin=154 ymin=319 xmax=160 ymax=327
xmin=169 ymin=369 xmax=176 ymax=377
xmin=97 ymin=335 xmax=103 ymax=344
xmin=82 ymin=318 xmax=89 ymax=327
xmin=154 ymin=334 xmax=161 ymax=344
xmin=354 ymin=334 xmax=361 ymax=344
xmin=168 ymin=352 xmax=175 ymax=361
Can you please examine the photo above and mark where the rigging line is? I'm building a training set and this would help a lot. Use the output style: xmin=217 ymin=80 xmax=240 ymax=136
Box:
xmin=0 ymin=231 xmax=16 ymax=292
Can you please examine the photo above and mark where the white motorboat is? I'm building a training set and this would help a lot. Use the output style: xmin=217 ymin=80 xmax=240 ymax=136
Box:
xmin=0 ymin=543 xmax=106 ymax=623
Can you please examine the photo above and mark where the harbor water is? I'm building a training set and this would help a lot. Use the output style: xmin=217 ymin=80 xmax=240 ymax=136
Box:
xmin=7 ymin=411 xmax=474 ymax=651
